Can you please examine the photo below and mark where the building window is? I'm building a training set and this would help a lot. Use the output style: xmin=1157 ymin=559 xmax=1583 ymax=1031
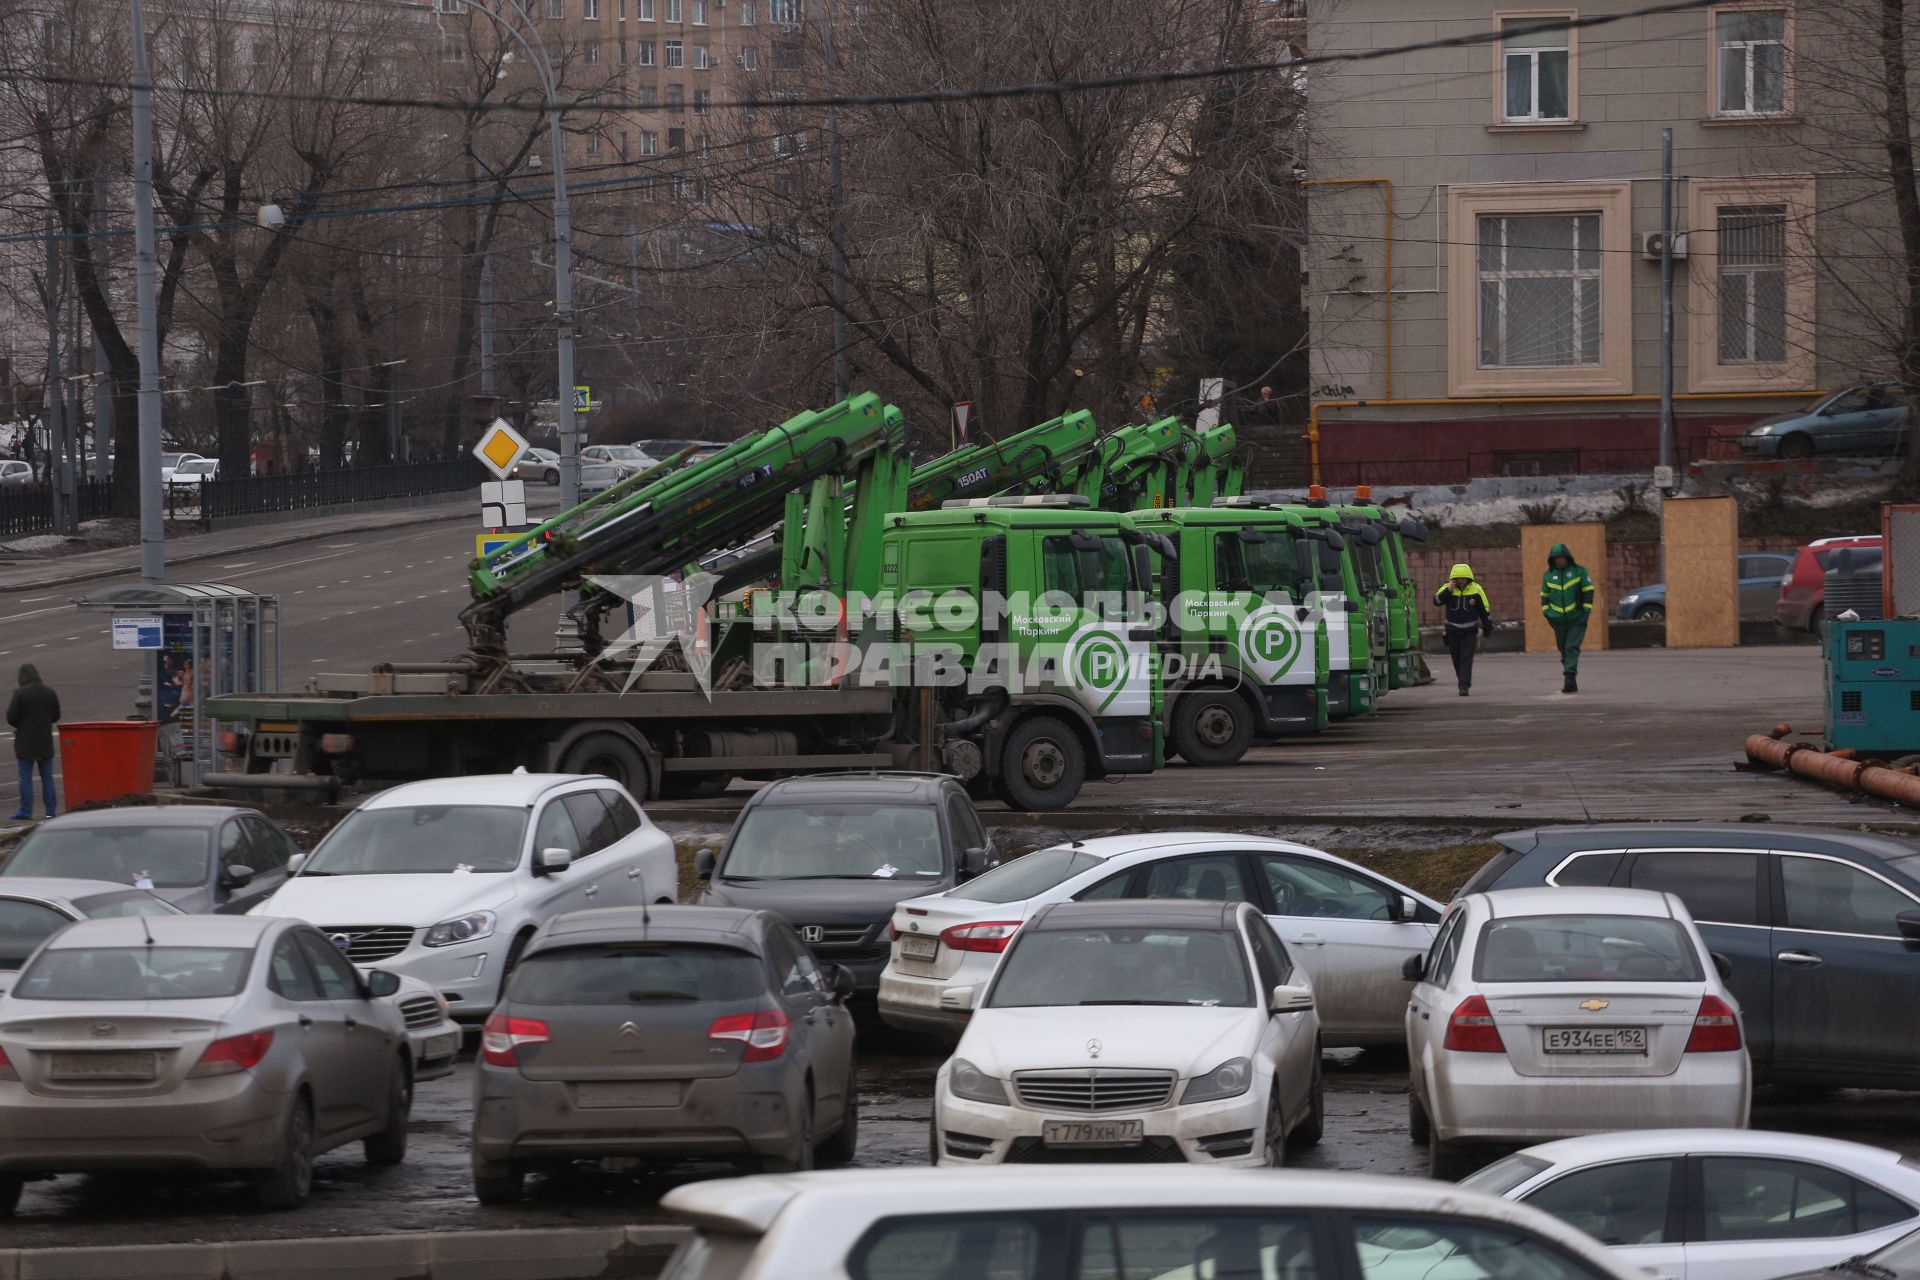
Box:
xmin=772 ymin=131 xmax=790 ymax=155
xmin=637 ymin=39 xmax=655 ymax=64
xmin=668 ymin=126 xmax=686 ymax=150
xmin=619 ymin=129 xmax=628 ymax=157
xmin=692 ymin=0 xmax=708 ymax=23
xmin=619 ymin=0 xmax=627 ymax=17
xmin=773 ymin=40 xmax=802 ymax=70
xmin=673 ymin=173 xmax=692 ymax=200
xmin=1476 ymin=213 xmax=1600 ymax=368
xmin=770 ymin=0 xmax=801 ymax=24
xmin=693 ymin=43 xmax=710 ymax=68
xmin=666 ymin=0 xmax=682 ymax=20
xmin=1715 ymin=9 xmax=1787 ymax=115
xmin=740 ymin=0 xmax=755 ymax=22
xmin=583 ymin=0 xmax=599 ymax=16
xmin=1499 ymin=14 xmax=1571 ymax=121
xmin=740 ymin=45 xmax=758 ymax=69
xmin=547 ymin=0 xmax=564 ymax=18
xmin=639 ymin=177 xmax=657 ymax=201
xmin=1688 ymin=178 xmax=1814 ymax=390
xmin=698 ymin=132 xmax=711 ymax=156
xmin=434 ymin=0 xmax=467 ymax=12
xmin=617 ymin=39 xmax=627 ymax=63
xmin=774 ymin=173 xmax=794 ymax=197
xmin=584 ymin=38 xmax=600 ymax=63
xmin=665 ymin=37 xmax=683 ymax=66
xmin=641 ymin=129 xmax=659 ymax=154
xmin=1716 ymin=205 xmax=1788 ymax=364
xmin=667 ymin=82 xmax=684 ymax=109
xmin=587 ymin=132 xmax=602 ymax=156
xmin=638 ymin=0 xmax=653 ymax=16
xmin=438 ymin=30 xmax=464 ymax=60
xmin=693 ymin=88 xmax=711 ymax=113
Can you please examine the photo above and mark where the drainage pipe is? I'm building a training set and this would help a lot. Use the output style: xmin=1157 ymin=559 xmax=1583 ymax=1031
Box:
xmin=1743 ymin=732 xmax=1920 ymax=807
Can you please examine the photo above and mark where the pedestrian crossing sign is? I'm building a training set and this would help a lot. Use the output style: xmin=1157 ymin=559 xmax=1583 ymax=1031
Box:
xmin=477 ymin=533 xmax=518 ymax=559
xmin=473 ymin=418 xmax=530 ymax=479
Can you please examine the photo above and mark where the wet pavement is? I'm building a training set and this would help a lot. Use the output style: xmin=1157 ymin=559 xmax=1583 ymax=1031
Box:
xmin=10 ymin=1024 xmax=1920 ymax=1247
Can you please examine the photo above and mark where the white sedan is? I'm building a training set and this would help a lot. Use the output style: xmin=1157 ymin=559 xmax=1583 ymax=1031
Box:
xmin=660 ymin=1167 xmax=1652 ymax=1279
xmin=1406 ymin=886 xmax=1750 ymax=1178
xmin=932 ymin=899 xmax=1322 ymax=1168
xmin=1462 ymin=1130 xmax=1920 ymax=1280
xmin=879 ymin=832 xmax=1440 ymax=1047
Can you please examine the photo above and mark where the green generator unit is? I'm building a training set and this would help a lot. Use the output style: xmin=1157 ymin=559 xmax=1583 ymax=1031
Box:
xmin=1826 ymin=618 xmax=1920 ymax=754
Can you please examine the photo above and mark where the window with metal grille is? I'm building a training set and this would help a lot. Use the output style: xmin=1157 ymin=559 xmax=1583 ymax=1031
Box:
xmin=1717 ymin=204 xmax=1788 ymax=364
xmin=1717 ymin=10 xmax=1787 ymax=115
xmin=1909 ymin=689 xmax=1920 ymax=712
xmin=1501 ymin=16 xmax=1570 ymax=121
xmin=1477 ymin=213 xmax=1602 ymax=368
xmin=1842 ymin=690 xmax=1863 ymax=713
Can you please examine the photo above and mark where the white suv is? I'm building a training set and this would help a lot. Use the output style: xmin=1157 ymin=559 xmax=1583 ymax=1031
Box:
xmin=251 ymin=773 xmax=677 ymax=1021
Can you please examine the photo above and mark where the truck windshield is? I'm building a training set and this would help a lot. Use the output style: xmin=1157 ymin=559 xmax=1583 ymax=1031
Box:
xmin=1215 ymin=530 xmax=1302 ymax=596
xmin=988 ymin=927 xmax=1252 ymax=1008
xmin=1042 ymin=535 xmax=1134 ymax=597
xmin=722 ymin=804 xmax=945 ymax=880
xmin=301 ymin=805 xmax=528 ymax=875
xmin=1350 ymin=537 xmax=1385 ymax=593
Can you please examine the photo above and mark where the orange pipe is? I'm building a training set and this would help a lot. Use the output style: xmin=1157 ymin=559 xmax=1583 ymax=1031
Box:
xmin=1303 ymin=178 xmax=1393 ymax=404
xmin=1744 ymin=734 xmax=1920 ymax=808
xmin=1308 ymin=391 xmax=1824 ymax=488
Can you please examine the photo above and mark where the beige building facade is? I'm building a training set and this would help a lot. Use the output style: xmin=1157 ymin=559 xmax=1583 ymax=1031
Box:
xmin=1306 ymin=0 xmax=1888 ymax=485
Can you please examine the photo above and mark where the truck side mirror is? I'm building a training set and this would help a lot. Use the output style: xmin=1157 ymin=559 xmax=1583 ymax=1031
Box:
xmin=695 ymin=848 xmax=716 ymax=880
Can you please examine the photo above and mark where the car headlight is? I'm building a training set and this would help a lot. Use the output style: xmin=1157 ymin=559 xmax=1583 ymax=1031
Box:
xmin=1747 ymin=424 xmax=1774 ymax=436
xmin=1181 ymin=1057 xmax=1254 ymax=1104
xmin=947 ymin=1058 xmax=1009 ymax=1106
xmin=1620 ymin=593 xmax=1639 ymax=605
xmin=422 ymin=910 xmax=496 ymax=949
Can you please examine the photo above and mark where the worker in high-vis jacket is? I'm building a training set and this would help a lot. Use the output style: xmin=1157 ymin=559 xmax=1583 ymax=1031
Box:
xmin=1539 ymin=542 xmax=1596 ymax=694
xmin=1433 ymin=563 xmax=1494 ymax=697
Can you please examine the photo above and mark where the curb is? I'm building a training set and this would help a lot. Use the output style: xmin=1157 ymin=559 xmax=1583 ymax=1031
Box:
xmin=0 ymin=1225 xmax=689 ymax=1280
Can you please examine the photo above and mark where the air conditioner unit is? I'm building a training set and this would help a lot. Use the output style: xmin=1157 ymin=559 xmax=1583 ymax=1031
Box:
xmin=1642 ymin=231 xmax=1688 ymax=261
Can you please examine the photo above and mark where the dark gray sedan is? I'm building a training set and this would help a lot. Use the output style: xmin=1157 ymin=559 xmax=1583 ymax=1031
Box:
xmin=470 ymin=905 xmax=859 ymax=1203
xmin=0 ymin=878 xmax=181 ymax=992
xmin=1739 ymin=382 xmax=1909 ymax=459
xmin=1 ymin=806 xmax=299 ymax=913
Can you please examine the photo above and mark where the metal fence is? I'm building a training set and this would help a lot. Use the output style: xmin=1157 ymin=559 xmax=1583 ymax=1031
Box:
xmin=1318 ymin=436 xmax=1738 ymax=489
xmin=198 ymin=458 xmax=488 ymax=524
xmin=0 ymin=479 xmax=115 ymax=538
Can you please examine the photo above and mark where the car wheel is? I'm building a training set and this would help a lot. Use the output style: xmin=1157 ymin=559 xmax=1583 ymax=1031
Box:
xmin=1170 ymin=687 xmax=1255 ymax=767
xmin=1779 ymin=433 xmax=1816 ymax=460
xmin=998 ymin=715 xmax=1086 ymax=812
xmin=556 ymin=731 xmax=650 ymax=802
xmin=1261 ymin=1086 xmax=1287 ymax=1168
xmin=0 ymin=1175 xmax=21 ymax=1216
xmin=1287 ymin=1051 xmax=1324 ymax=1151
xmin=761 ymin=1098 xmax=816 ymax=1173
xmin=1407 ymin=1081 xmax=1431 ymax=1146
xmin=927 ymin=1118 xmax=942 ymax=1165
xmin=473 ymin=1158 xmax=525 ymax=1205
xmin=497 ymin=931 xmax=534 ymax=1004
xmin=1635 ymin=603 xmax=1666 ymax=623
xmin=363 ymin=1055 xmax=412 ymax=1166
xmin=543 ymin=468 xmax=559 ymax=486
xmin=1809 ymin=607 xmax=1825 ymax=641
xmin=816 ymin=1071 xmax=860 ymax=1167
xmin=255 ymin=1097 xmax=315 ymax=1210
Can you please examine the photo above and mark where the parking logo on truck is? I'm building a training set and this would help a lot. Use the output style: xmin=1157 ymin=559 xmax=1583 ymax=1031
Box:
xmin=1239 ymin=606 xmax=1302 ymax=682
xmin=1070 ymin=631 xmax=1131 ymax=713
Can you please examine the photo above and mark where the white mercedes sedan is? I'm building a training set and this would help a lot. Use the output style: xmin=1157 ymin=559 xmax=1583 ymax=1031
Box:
xmin=931 ymin=899 xmax=1322 ymax=1168
xmin=1406 ymin=886 xmax=1750 ymax=1178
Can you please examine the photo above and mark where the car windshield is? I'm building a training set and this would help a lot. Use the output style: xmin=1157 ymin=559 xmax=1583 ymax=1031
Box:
xmin=604 ymin=446 xmax=650 ymax=462
xmin=508 ymin=943 xmax=764 ymax=1004
xmin=988 ymin=926 xmax=1253 ymax=1008
xmin=1474 ymin=914 xmax=1704 ymax=984
xmin=1460 ymin=1153 xmax=1552 ymax=1197
xmin=722 ymin=803 xmax=946 ymax=880
xmin=301 ymin=805 xmax=528 ymax=875
xmin=13 ymin=946 xmax=252 ymax=1000
xmin=162 ymin=453 xmax=189 ymax=467
xmin=947 ymin=848 xmax=1103 ymax=903
xmin=582 ymin=465 xmax=621 ymax=482
xmin=5 ymin=827 xmax=211 ymax=889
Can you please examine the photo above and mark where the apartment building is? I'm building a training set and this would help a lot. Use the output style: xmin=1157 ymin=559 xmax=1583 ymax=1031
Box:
xmin=1305 ymin=0 xmax=1888 ymax=485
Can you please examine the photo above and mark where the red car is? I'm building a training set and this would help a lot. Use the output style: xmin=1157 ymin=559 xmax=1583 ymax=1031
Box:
xmin=1777 ymin=534 xmax=1881 ymax=635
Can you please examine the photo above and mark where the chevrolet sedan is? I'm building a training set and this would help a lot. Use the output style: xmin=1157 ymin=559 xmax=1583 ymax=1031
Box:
xmin=1404 ymin=887 xmax=1749 ymax=1178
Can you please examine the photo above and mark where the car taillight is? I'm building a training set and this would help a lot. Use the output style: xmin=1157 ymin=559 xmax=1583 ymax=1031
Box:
xmin=480 ymin=1014 xmax=550 ymax=1067
xmin=189 ymin=1030 xmax=275 ymax=1077
xmin=217 ymin=730 xmax=242 ymax=754
xmin=319 ymin=733 xmax=355 ymax=755
xmin=940 ymin=921 xmax=1022 ymax=954
xmin=1442 ymin=995 xmax=1505 ymax=1053
xmin=708 ymin=1008 xmax=791 ymax=1062
xmin=888 ymin=923 xmax=899 ymax=942
xmin=1685 ymin=995 xmax=1743 ymax=1052
xmin=0 ymin=1044 xmax=16 ymax=1082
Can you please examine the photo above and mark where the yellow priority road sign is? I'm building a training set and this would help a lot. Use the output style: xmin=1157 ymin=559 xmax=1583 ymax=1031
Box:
xmin=473 ymin=418 xmax=531 ymax=480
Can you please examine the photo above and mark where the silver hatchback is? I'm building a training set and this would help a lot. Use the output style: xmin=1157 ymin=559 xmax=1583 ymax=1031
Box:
xmin=0 ymin=914 xmax=413 ymax=1213
xmin=470 ymin=906 xmax=859 ymax=1203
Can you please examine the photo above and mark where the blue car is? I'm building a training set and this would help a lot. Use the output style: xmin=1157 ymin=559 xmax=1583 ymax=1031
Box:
xmin=1460 ymin=823 xmax=1920 ymax=1088
xmin=1739 ymin=382 xmax=1909 ymax=459
xmin=1614 ymin=551 xmax=1794 ymax=622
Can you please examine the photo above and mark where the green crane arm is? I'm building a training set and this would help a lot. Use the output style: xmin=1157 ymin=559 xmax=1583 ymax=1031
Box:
xmin=1065 ymin=417 xmax=1186 ymax=508
xmin=460 ymin=393 xmax=900 ymax=655
xmin=1184 ymin=422 xmax=1245 ymax=508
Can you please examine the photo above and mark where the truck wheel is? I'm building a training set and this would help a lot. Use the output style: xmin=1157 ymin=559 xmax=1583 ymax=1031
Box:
xmin=998 ymin=716 xmax=1085 ymax=812
xmin=556 ymin=732 xmax=650 ymax=802
xmin=1170 ymin=687 xmax=1254 ymax=766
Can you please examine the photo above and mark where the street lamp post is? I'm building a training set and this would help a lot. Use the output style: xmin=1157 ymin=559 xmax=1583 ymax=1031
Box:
xmin=130 ymin=0 xmax=165 ymax=584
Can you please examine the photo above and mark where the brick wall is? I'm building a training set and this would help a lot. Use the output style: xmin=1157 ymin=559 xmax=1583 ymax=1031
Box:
xmin=1409 ymin=535 xmax=1803 ymax=626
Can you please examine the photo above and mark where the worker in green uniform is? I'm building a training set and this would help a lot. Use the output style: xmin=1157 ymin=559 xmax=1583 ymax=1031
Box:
xmin=1539 ymin=543 xmax=1595 ymax=694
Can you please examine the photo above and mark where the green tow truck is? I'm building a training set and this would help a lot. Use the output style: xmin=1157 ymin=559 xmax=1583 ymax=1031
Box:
xmin=206 ymin=394 xmax=1161 ymax=811
xmin=1338 ymin=496 xmax=1431 ymax=690
xmin=1258 ymin=499 xmax=1379 ymax=720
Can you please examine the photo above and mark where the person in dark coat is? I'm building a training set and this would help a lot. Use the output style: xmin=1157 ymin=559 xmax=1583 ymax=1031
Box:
xmin=7 ymin=663 xmax=60 ymax=820
xmin=1433 ymin=563 xmax=1494 ymax=696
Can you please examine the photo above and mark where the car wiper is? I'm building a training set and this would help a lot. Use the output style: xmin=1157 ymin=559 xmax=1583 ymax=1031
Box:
xmin=1834 ymin=1257 xmax=1898 ymax=1279
xmin=718 ymin=874 xmax=763 ymax=882
xmin=627 ymin=990 xmax=699 ymax=1002
xmin=295 ymin=870 xmax=336 ymax=877
xmin=1076 ymin=999 xmax=1191 ymax=1006
xmin=760 ymin=874 xmax=879 ymax=881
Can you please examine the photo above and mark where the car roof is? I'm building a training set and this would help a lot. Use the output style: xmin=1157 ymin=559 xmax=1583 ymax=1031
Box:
xmin=1029 ymin=899 xmax=1239 ymax=930
xmin=535 ymin=905 xmax=763 ymax=948
xmin=1807 ymin=535 xmax=1881 ymax=548
xmin=359 ymin=773 xmax=597 ymax=809
xmin=1501 ymin=823 xmax=1920 ymax=864
xmin=1476 ymin=886 xmax=1675 ymax=919
xmin=26 ymin=805 xmax=249 ymax=831
xmin=1513 ymin=1129 xmax=1912 ymax=1172
xmin=0 ymin=878 xmax=163 ymax=905
xmin=1023 ymin=833 xmax=1443 ymax=907
xmin=749 ymin=773 xmax=949 ymax=805
xmin=45 ymin=914 xmax=278 ymax=948
xmin=661 ymin=1168 xmax=1633 ymax=1258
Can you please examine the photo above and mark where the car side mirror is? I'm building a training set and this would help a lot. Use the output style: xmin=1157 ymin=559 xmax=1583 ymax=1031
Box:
xmin=221 ymin=864 xmax=255 ymax=889
xmin=695 ymin=848 xmax=715 ymax=881
xmin=1710 ymin=952 xmax=1734 ymax=982
xmin=1401 ymin=953 xmax=1426 ymax=982
xmin=1269 ymin=983 xmax=1314 ymax=1013
xmin=364 ymin=969 xmax=401 ymax=999
xmin=828 ymin=964 xmax=855 ymax=1003
xmin=1898 ymin=911 xmax=1920 ymax=942
xmin=287 ymin=853 xmax=307 ymax=875
xmin=1393 ymin=893 xmax=1419 ymax=923
xmin=938 ymin=986 xmax=976 ymax=1013
xmin=535 ymin=847 xmax=573 ymax=875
